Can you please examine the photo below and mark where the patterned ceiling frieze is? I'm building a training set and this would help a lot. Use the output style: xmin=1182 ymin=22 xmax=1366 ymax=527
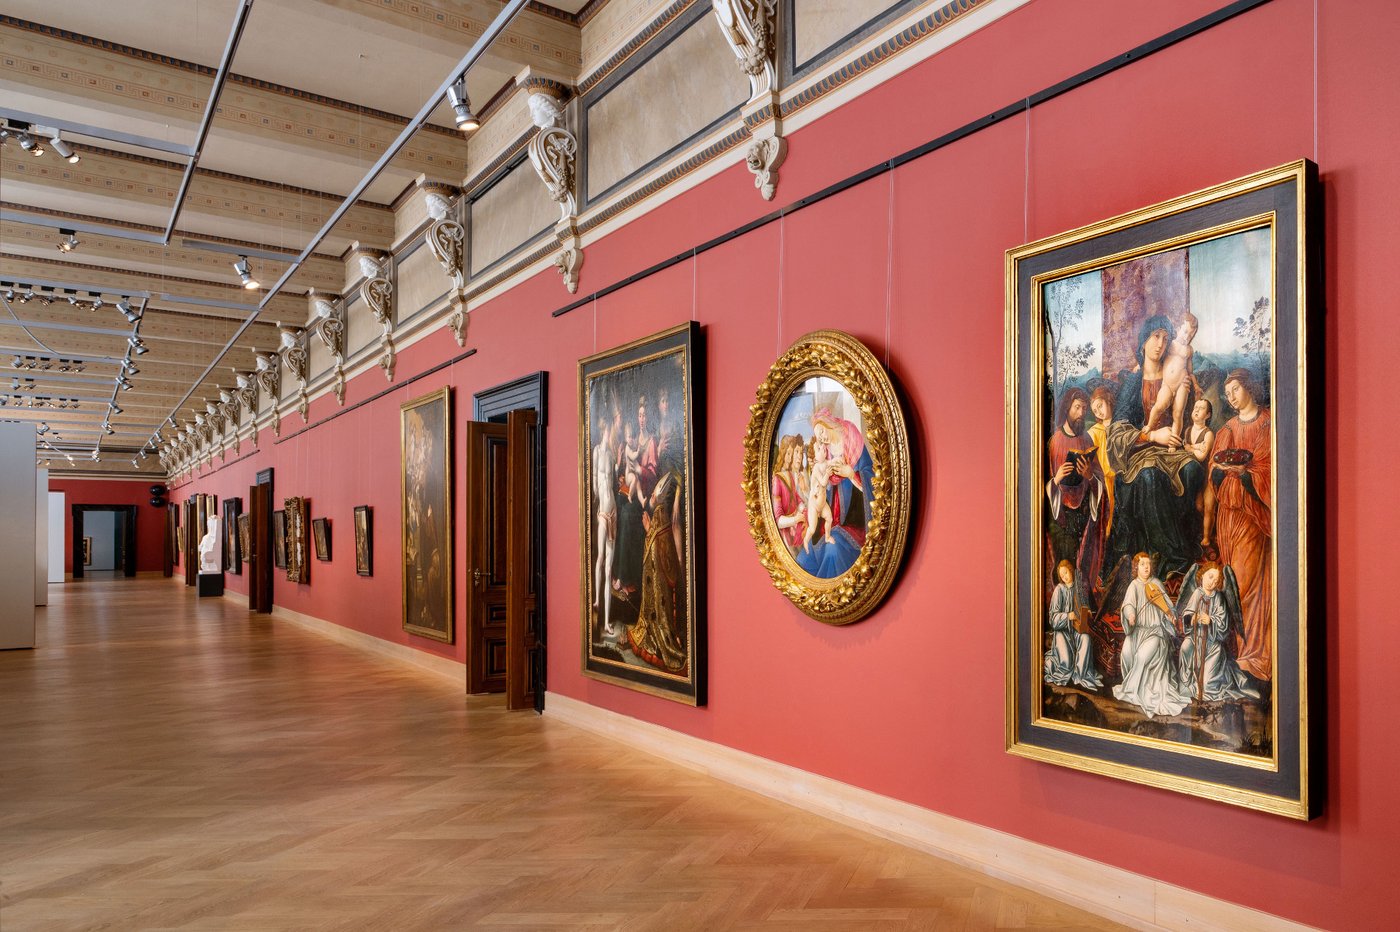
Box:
xmin=0 ymin=23 xmax=470 ymax=178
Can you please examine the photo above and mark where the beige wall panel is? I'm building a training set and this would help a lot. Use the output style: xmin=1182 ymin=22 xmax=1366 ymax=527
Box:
xmin=792 ymin=0 xmax=902 ymax=66
xmin=307 ymin=334 xmax=333 ymax=384
xmin=465 ymin=91 xmax=532 ymax=186
xmin=581 ymin=0 xmax=672 ymax=76
xmin=469 ymin=161 xmax=556 ymax=275
xmin=395 ymin=244 xmax=450 ymax=321
xmin=343 ymin=297 xmax=379 ymax=361
xmin=585 ymin=15 xmax=747 ymax=197
xmin=394 ymin=193 xmax=432 ymax=249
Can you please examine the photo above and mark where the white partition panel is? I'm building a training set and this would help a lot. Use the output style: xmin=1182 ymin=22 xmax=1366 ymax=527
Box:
xmin=48 ymin=492 xmax=65 ymax=584
xmin=35 ymin=468 xmax=47 ymax=606
xmin=0 ymin=422 xmax=37 ymax=649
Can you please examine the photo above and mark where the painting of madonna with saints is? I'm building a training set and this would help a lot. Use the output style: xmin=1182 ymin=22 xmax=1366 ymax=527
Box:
xmin=1034 ymin=223 xmax=1281 ymax=760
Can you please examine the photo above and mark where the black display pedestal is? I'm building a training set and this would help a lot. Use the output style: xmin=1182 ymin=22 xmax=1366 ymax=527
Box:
xmin=197 ymin=573 xmax=225 ymax=597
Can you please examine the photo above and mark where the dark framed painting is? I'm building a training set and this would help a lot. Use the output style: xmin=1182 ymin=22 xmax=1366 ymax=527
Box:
xmin=1005 ymin=160 xmax=1320 ymax=818
xmin=82 ymin=536 xmax=92 ymax=566
xmin=272 ymin=509 xmax=287 ymax=569
xmin=238 ymin=513 xmax=251 ymax=563
xmin=285 ymin=497 xmax=309 ymax=583
xmin=354 ymin=505 xmax=372 ymax=577
xmin=741 ymin=330 xmax=912 ymax=625
xmin=223 ymin=498 xmax=242 ymax=573
xmin=579 ymin=322 xmax=704 ymax=705
xmin=312 ymin=517 xmax=331 ymax=562
xmin=168 ymin=504 xmax=180 ymax=565
xmin=401 ymin=387 xmax=453 ymax=642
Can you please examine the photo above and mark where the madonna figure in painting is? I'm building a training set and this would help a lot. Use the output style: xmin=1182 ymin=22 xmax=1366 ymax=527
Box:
xmin=794 ymin=408 xmax=872 ymax=579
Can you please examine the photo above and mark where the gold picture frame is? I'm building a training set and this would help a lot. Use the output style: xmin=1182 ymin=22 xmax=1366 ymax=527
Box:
xmin=401 ymin=386 xmax=453 ymax=643
xmin=579 ymin=322 xmax=704 ymax=704
xmin=741 ymin=329 xmax=912 ymax=625
xmin=272 ymin=509 xmax=287 ymax=569
xmin=1005 ymin=160 xmax=1319 ymax=818
xmin=285 ymin=496 xmax=309 ymax=584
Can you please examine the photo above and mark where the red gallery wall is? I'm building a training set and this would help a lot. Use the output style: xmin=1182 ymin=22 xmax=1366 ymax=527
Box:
xmin=169 ymin=0 xmax=1400 ymax=925
xmin=49 ymin=478 xmax=166 ymax=574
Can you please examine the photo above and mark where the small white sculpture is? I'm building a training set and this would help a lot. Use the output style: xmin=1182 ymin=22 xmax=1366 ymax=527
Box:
xmin=199 ymin=516 xmax=220 ymax=573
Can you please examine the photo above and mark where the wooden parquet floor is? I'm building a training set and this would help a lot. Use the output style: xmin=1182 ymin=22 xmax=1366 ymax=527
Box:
xmin=0 ymin=578 xmax=1123 ymax=931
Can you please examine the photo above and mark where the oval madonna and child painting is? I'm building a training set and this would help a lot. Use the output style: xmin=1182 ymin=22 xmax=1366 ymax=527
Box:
xmin=742 ymin=330 xmax=912 ymax=625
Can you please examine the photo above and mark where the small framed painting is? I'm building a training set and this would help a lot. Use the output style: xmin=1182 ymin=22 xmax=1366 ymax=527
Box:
xmin=312 ymin=517 xmax=331 ymax=562
xmin=354 ymin=505 xmax=372 ymax=577
xmin=272 ymin=509 xmax=287 ymax=569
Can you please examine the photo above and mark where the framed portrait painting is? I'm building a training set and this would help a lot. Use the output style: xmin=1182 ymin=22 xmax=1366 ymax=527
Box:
xmin=223 ymin=498 xmax=242 ymax=573
xmin=312 ymin=517 xmax=331 ymax=562
xmin=238 ymin=513 xmax=251 ymax=564
xmin=401 ymin=387 xmax=453 ymax=643
xmin=741 ymin=330 xmax=912 ymax=625
xmin=1005 ymin=160 xmax=1320 ymax=818
xmin=354 ymin=505 xmax=372 ymax=577
xmin=579 ymin=322 xmax=704 ymax=705
xmin=272 ymin=509 xmax=287 ymax=569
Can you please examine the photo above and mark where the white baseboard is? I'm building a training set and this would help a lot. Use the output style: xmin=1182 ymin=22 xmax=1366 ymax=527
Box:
xmin=218 ymin=590 xmax=463 ymax=684
xmin=543 ymin=692 xmax=1312 ymax=932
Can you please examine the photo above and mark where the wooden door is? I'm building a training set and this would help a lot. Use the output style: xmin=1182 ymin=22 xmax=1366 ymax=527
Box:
xmin=184 ymin=500 xmax=197 ymax=586
xmin=248 ymin=474 xmax=273 ymax=613
xmin=464 ymin=421 xmax=509 ymax=694
xmin=506 ymin=409 xmax=542 ymax=711
xmin=71 ymin=507 xmax=85 ymax=580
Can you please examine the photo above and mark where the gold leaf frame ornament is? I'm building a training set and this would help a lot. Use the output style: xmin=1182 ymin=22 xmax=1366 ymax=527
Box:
xmin=742 ymin=330 xmax=912 ymax=624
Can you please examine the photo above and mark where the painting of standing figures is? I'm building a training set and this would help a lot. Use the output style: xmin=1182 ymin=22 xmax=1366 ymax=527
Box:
xmin=1007 ymin=161 xmax=1318 ymax=818
xmin=579 ymin=323 xmax=703 ymax=704
xmin=401 ymin=387 xmax=453 ymax=643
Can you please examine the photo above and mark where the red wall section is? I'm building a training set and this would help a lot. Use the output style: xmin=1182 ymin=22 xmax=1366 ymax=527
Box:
xmin=49 ymin=478 xmax=166 ymax=574
xmin=169 ymin=0 xmax=1400 ymax=925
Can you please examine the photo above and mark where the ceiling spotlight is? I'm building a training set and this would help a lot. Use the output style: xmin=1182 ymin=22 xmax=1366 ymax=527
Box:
xmin=233 ymin=256 xmax=259 ymax=289
xmin=102 ymin=424 xmax=114 ymax=435
xmin=49 ymin=134 xmax=79 ymax=163
xmin=111 ymin=404 xmax=123 ymax=415
xmin=91 ymin=450 xmax=100 ymax=462
xmin=446 ymin=77 xmax=479 ymax=132
xmin=57 ymin=230 xmax=80 ymax=253
xmin=18 ymin=286 xmax=33 ymax=304
xmin=129 ymin=337 xmax=149 ymax=355
xmin=36 ymin=290 xmax=53 ymax=306
xmin=89 ymin=292 xmax=104 ymax=310
xmin=18 ymin=132 xmax=44 ymax=156
xmin=36 ymin=422 xmax=49 ymax=435
xmin=117 ymin=375 xmax=133 ymax=390
xmin=2 ymin=288 xmax=13 ymax=301
xmin=64 ymin=290 xmax=79 ymax=306
xmin=124 ymin=361 xmax=140 ymax=375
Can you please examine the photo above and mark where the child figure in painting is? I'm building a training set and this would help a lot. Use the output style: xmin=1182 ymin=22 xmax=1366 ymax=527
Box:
xmin=621 ymin=420 xmax=642 ymax=503
xmin=1043 ymin=561 xmax=1103 ymax=690
xmin=1184 ymin=397 xmax=1215 ymax=463
xmin=1146 ymin=312 xmax=1199 ymax=437
xmin=802 ymin=445 xmax=842 ymax=552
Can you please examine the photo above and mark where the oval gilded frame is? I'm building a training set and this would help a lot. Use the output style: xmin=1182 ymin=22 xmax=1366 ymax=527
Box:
xmin=741 ymin=330 xmax=911 ymax=625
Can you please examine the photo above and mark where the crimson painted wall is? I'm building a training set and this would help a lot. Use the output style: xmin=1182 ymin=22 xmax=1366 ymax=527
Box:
xmin=49 ymin=478 xmax=166 ymax=574
xmin=170 ymin=1 xmax=1400 ymax=925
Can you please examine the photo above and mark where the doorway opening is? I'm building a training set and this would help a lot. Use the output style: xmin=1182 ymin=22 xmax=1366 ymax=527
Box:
xmin=71 ymin=505 xmax=138 ymax=579
xmin=468 ymin=372 xmax=547 ymax=712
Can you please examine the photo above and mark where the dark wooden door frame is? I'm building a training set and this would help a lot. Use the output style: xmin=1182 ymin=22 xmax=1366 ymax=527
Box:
xmin=249 ymin=468 xmax=274 ymax=613
xmin=474 ymin=372 xmax=547 ymax=712
xmin=70 ymin=504 xmax=138 ymax=579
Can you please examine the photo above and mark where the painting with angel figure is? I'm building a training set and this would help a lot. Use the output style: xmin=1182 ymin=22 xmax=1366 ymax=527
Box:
xmin=1037 ymin=225 xmax=1276 ymax=758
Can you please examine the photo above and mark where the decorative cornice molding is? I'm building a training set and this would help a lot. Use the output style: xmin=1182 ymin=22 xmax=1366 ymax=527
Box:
xmin=577 ymin=0 xmax=696 ymax=95
xmin=576 ymin=0 xmax=614 ymax=28
xmin=463 ymin=128 xmax=538 ymax=197
xmin=778 ymin=0 xmax=990 ymax=122
xmin=0 ymin=251 xmax=307 ymax=300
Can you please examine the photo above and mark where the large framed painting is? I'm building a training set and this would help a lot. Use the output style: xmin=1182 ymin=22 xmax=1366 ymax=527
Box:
xmin=401 ymin=387 xmax=453 ymax=642
xmin=312 ymin=517 xmax=331 ymax=562
xmin=353 ymin=505 xmax=372 ymax=577
xmin=285 ymin=497 xmax=310 ymax=583
xmin=272 ymin=509 xmax=287 ymax=569
xmin=1005 ymin=160 xmax=1320 ymax=818
xmin=741 ymin=330 xmax=912 ymax=625
xmin=168 ymin=504 xmax=180 ymax=565
xmin=223 ymin=498 xmax=242 ymax=573
xmin=579 ymin=322 xmax=704 ymax=704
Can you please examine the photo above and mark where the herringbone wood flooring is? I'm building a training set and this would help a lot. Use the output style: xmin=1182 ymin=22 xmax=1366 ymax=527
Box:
xmin=0 ymin=578 xmax=1122 ymax=931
